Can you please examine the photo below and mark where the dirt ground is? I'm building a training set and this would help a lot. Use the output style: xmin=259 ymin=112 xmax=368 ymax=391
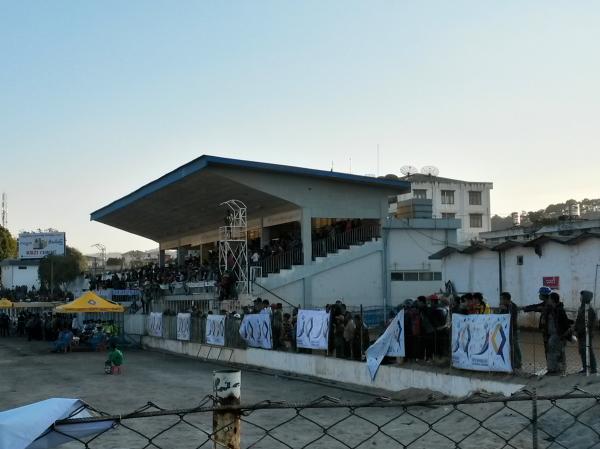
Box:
xmin=1 ymin=337 xmax=599 ymax=449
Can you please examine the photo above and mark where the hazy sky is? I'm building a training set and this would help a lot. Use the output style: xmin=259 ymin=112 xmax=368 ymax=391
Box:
xmin=1 ymin=2 xmax=599 ymax=253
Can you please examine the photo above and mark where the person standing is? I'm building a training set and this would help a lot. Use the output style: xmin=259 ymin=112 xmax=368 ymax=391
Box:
xmin=500 ymin=292 xmax=522 ymax=370
xmin=343 ymin=312 xmax=356 ymax=359
xmin=473 ymin=293 xmax=491 ymax=314
xmin=575 ymin=290 xmax=597 ymax=374
xmin=523 ymin=286 xmax=552 ymax=361
xmin=543 ymin=292 xmax=572 ymax=375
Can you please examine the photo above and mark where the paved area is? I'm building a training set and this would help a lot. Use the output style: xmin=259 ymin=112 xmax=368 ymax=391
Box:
xmin=1 ymin=337 xmax=599 ymax=449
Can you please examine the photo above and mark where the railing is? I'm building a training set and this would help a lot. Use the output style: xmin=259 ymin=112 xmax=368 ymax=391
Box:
xmin=55 ymin=387 xmax=600 ymax=449
xmin=258 ymin=248 xmax=303 ymax=276
xmin=312 ymin=224 xmax=381 ymax=259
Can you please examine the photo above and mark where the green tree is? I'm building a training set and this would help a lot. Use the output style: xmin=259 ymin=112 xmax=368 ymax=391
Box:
xmin=0 ymin=226 xmax=17 ymax=261
xmin=38 ymin=246 xmax=85 ymax=293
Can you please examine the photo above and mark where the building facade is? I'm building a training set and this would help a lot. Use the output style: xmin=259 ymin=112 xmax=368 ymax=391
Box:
xmin=391 ymin=174 xmax=493 ymax=244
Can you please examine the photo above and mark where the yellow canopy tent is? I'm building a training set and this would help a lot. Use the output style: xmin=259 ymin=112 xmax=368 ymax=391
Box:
xmin=0 ymin=298 xmax=13 ymax=309
xmin=54 ymin=291 xmax=125 ymax=313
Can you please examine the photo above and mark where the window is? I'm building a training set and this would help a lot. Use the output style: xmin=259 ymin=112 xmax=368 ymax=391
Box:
xmin=413 ymin=189 xmax=427 ymax=199
xmin=470 ymin=213 xmax=483 ymax=228
xmin=517 ymin=255 xmax=524 ymax=266
xmin=442 ymin=213 xmax=456 ymax=219
xmin=391 ymin=271 xmax=443 ymax=282
xmin=441 ymin=190 xmax=455 ymax=205
xmin=391 ymin=272 xmax=403 ymax=281
xmin=469 ymin=191 xmax=482 ymax=205
xmin=404 ymin=272 xmax=419 ymax=281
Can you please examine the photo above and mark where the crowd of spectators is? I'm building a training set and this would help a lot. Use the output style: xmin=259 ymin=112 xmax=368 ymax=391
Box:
xmin=0 ymin=285 xmax=72 ymax=303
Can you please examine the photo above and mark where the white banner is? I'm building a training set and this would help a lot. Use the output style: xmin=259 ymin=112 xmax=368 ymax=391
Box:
xmin=147 ymin=312 xmax=163 ymax=338
xmin=296 ymin=309 xmax=330 ymax=350
xmin=451 ymin=313 xmax=512 ymax=373
xmin=239 ymin=314 xmax=272 ymax=349
xmin=206 ymin=314 xmax=226 ymax=346
xmin=18 ymin=232 xmax=66 ymax=259
xmin=366 ymin=310 xmax=405 ymax=380
xmin=177 ymin=313 xmax=191 ymax=341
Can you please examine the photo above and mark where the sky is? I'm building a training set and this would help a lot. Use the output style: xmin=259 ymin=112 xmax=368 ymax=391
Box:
xmin=1 ymin=1 xmax=599 ymax=254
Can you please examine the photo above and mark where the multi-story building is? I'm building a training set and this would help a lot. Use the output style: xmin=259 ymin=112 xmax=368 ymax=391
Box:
xmin=390 ymin=174 xmax=493 ymax=244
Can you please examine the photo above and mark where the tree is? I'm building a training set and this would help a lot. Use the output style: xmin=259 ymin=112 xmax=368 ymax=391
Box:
xmin=38 ymin=246 xmax=85 ymax=293
xmin=0 ymin=226 xmax=17 ymax=261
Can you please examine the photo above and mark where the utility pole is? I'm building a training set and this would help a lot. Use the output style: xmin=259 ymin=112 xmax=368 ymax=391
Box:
xmin=1 ymin=192 xmax=7 ymax=228
xmin=50 ymin=257 xmax=54 ymax=299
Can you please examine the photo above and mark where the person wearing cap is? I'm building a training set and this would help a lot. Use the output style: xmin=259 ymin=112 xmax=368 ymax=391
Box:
xmin=575 ymin=291 xmax=597 ymax=374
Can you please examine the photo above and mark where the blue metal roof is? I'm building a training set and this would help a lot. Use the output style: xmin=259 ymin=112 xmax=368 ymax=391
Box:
xmin=90 ymin=155 xmax=410 ymax=222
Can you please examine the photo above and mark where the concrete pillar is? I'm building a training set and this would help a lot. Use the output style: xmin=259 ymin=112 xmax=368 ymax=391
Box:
xmin=260 ymin=223 xmax=270 ymax=250
xmin=159 ymin=249 xmax=165 ymax=268
xmin=301 ymin=208 xmax=312 ymax=266
xmin=177 ymin=246 xmax=189 ymax=267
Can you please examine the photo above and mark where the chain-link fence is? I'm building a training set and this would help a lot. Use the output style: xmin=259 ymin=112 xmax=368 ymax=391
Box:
xmin=51 ymin=387 xmax=600 ymax=449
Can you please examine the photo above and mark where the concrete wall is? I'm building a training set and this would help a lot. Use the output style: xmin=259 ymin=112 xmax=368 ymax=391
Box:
xmin=1 ymin=264 xmax=40 ymax=290
xmin=142 ymin=336 xmax=524 ymax=398
xmin=442 ymin=250 xmax=500 ymax=306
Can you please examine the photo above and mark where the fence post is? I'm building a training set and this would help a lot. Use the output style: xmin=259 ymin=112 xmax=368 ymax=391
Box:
xmin=531 ymin=387 xmax=538 ymax=449
xmin=213 ymin=369 xmax=241 ymax=449
xmin=585 ymin=302 xmax=590 ymax=377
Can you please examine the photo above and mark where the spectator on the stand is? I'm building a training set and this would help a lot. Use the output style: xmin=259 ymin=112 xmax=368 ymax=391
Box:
xmin=343 ymin=312 xmax=356 ymax=359
xmin=272 ymin=304 xmax=283 ymax=350
xmin=334 ymin=314 xmax=346 ymax=358
xmin=523 ymin=286 xmax=552 ymax=363
xmin=352 ymin=314 xmax=369 ymax=361
xmin=281 ymin=313 xmax=293 ymax=350
xmin=473 ymin=293 xmax=491 ymax=314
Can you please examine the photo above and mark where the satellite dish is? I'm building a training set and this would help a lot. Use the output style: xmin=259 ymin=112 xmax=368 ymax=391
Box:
xmin=400 ymin=165 xmax=419 ymax=176
xmin=420 ymin=166 xmax=440 ymax=176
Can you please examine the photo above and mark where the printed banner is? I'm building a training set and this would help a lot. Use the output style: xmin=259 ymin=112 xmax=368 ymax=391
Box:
xmin=366 ymin=310 xmax=405 ymax=380
xmin=239 ymin=314 xmax=272 ymax=349
xmin=147 ymin=312 xmax=163 ymax=338
xmin=296 ymin=309 xmax=330 ymax=350
xmin=451 ymin=313 xmax=512 ymax=373
xmin=18 ymin=232 xmax=66 ymax=259
xmin=206 ymin=314 xmax=226 ymax=346
xmin=177 ymin=313 xmax=191 ymax=341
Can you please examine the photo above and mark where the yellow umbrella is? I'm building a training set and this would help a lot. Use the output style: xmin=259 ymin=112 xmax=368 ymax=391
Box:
xmin=0 ymin=298 xmax=13 ymax=309
xmin=54 ymin=291 xmax=125 ymax=313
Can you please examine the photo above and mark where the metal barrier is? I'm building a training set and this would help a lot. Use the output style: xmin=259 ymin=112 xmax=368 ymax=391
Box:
xmin=54 ymin=387 xmax=600 ymax=448
xmin=259 ymin=248 xmax=303 ymax=276
xmin=312 ymin=224 xmax=381 ymax=259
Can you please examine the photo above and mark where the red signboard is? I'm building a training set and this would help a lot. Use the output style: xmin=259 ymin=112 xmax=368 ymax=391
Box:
xmin=543 ymin=276 xmax=560 ymax=289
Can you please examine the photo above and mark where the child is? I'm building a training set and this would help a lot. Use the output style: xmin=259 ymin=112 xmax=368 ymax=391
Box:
xmin=104 ymin=343 xmax=123 ymax=374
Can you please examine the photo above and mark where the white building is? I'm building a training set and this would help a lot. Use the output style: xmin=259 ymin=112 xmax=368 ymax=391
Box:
xmin=0 ymin=259 xmax=41 ymax=290
xmin=480 ymin=218 xmax=600 ymax=245
xmin=430 ymin=233 xmax=600 ymax=313
xmin=391 ymin=174 xmax=493 ymax=244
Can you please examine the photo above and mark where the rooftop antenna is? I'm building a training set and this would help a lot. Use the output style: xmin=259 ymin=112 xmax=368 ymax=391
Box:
xmin=349 ymin=157 xmax=352 ymax=174
xmin=331 ymin=160 xmax=334 ymax=172
xmin=376 ymin=144 xmax=380 ymax=177
xmin=400 ymin=165 xmax=419 ymax=176
xmin=1 ymin=192 xmax=6 ymax=228
xmin=420 ymin=166 xmax=440 ymax=177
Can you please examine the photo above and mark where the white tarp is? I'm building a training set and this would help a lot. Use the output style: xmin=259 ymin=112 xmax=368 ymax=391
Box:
xmin=176 ymin=313 xmax=191 ymax=341
xmin=239 ymin=314 xmax=272 ymax=349
xmin=206 ymin=314 xmax=226 ymax=346
xmin=0 ymin=398 xmax=115 ymax=449
xmin=296 ymin=309 xmax=330 ymax=350
xmin=147 ymin=312 xmax=163 ymax=338
xmin=451 ymin=313 xmax=512 ymax=373
xmin=366 ymin=310 xmax=405 ymax=380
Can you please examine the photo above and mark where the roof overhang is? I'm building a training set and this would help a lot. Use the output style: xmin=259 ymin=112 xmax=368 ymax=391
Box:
xmin=91 ymin=155 xmax=411 ymax=242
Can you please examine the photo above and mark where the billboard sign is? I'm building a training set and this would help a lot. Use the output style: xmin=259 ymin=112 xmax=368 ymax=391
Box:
xmin=18 ymin=232 xmax=66 ymax=259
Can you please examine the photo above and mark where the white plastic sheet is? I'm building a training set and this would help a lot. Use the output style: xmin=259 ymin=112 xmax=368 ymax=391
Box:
xmin=0 ymin=398 xmax=115 ymax=449
xmin=147 ymin=312 xmax=163 ymax=337
xmin=176 ymin=313 xmax=191 ymax=341
xmin=206 ymin=314 xmax=225 ymax=346
xmin=296 ymin=309 xmax=330 ymax=350
xmin=239 ymin=314 xmax=272 ymax=349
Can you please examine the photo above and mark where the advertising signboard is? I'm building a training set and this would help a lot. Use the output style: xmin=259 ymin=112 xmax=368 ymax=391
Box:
xmin=18 ymin=232 xmax=66 ymax=259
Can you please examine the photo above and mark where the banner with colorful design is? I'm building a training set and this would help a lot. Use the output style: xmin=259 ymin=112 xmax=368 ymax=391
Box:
xmin=206 ymin=314 xmax=226 ymax=346
xmin=296 ymin=310 xmax=330 ymax=350
xmin=177 ymin=313 xmax=191 ymax=341
xmin=239 ymin=314 xmax=272 ymax=349
xmin=366 ymin=310 xmax=405 ymax=380
xmin=451 ymin=313 xmax=512 ymax=373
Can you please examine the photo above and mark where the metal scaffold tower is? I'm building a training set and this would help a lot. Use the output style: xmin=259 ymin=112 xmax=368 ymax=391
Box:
xmin=218 ymin=200 xmax=248 ymax=294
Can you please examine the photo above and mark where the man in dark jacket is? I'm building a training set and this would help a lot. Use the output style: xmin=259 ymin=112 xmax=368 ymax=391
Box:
xmin=575 ymin=290 xmax=597 ymax=374
xmin=522 ymin=286 xmax=552 ymax=361
xmin=544 ymin=292 xmax=572 ymax=375
xmin=500 ymin=292 xmax=522 ymax=370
